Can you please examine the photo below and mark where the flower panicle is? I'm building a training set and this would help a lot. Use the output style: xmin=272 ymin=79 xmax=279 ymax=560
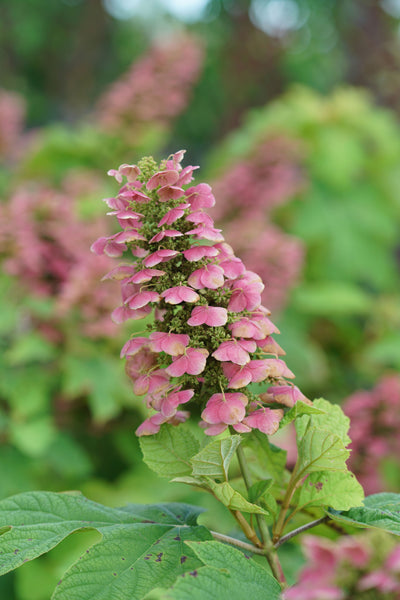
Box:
xmin=92 ymin=150 xmax=309 ymax=436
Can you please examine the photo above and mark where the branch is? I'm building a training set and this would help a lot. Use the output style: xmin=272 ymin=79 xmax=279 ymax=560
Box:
xmin=274 ymin=516 xmax=328 ymax=548
xmin=210 ymin=530 xmax=267 ymax=556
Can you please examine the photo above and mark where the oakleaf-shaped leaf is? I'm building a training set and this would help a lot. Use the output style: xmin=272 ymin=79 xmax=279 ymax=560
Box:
xmin=191 ymin=436 xmax=241 ymax=481
xmin=279 ymin=401 xmax=325 ymax=429
xmin=296 ymin=471 xmax=364 ymax=511
xmin=328 ymin=493 xmax=400 ymax=536
xmin=140 ymin=424 xmax=200 ymax=479
xmin=151 ymin=541 xmax=281 ymax=600
xmin=0 ymin=492 xmax=211 ymax=599
xmin=205 ymin=480 xmax=268 ymax=515
xmin=296 ymin=427 xmax=349 ymax=476
xmin=295 ymin=398 xmax=351 ymax=446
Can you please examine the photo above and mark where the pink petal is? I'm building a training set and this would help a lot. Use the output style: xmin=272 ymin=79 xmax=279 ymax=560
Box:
xmin=127 ymin=290 xmax=160 ymax=310
xmin=149 ymin=332 xmax=190 ymax=356
xmin=157 ymin=185 xmax=184 ymax=202
xmin=120 ymin=337 xmax=149 ymax=358
xmin=243 ymin=408 xmax=284 ymax=435
xmin=183 ymin=245 xmax=220 ymax=262
xmin=185 ymin=183 xmax=216 ymax=210
xmin=147 ymin=169 xmax=179 ymax=190
xmin=161 ymin=286 xmax=200 ymax=304
xmin=143 ymin=249 xmax=180 ymax=267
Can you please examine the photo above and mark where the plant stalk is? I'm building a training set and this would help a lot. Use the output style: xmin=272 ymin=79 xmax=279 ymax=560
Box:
xmin=210 ymin=530 xmax=266 ymax=555
xmin=236 ymin=443 xmax=287 ymax=588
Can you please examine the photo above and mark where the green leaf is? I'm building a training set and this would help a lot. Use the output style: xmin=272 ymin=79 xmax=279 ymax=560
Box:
xmin=191 ymin=436 xmax=241 ymax=481
xmin=328 ymin=493 xmax=400 ymax=536
xmin=296 ymin=471 xmax=364 ymax=511
xmin=248 ymin=479 xmax=273 ymax=503
xmin=242 ymin=431 xmax=287 ymax=483
xmin=140 ymin=424 xmax=200 ymax=479
xmin=279 ymin=401 xmax=326 ymax=429
xmin=205 ymin=480 xmax=267 ymax=515
xmin=296 ymin=427 xmax=349 ymax=476
xmin=295 ymin=398 xmax=351 ymax=446
xmin=153 ymin=541 xmax=281 ymax=600
xmin=0 ymin=492 xmax=211 ymax=599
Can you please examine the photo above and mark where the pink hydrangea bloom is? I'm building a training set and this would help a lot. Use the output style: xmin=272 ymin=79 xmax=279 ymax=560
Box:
xmin=212 ymin=339 xmax=256 ymax=365
xmin=166 ymin=347 xmax=209 ymax=377
xmin=188 ymin=264 xmax=225 ymax=289
xmin=187 ymin=305 xmax=228 ymax=327
xmin=95 ymin=35 xmax=204 ymax=136
xmin=343 ymin=375 xmax=400 ymax=493
xmin=285 ymin=533 xmax=400 ymax=600
xmin=149 ymin=332 xmax=189 ymax=356
xmin=161 ymin=285 xmax=200 ymax=304
xmin=93 ymin=151 xmax=306 ymax=435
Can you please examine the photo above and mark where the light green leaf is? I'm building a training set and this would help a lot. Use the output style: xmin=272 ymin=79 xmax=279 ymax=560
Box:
xmin=328 ymin=493 xmax=400 ymax=536
xmin=153 ymin=540 xmax=281 ymax=600
xmin=295 ymin=398 xmax=351 ymax=446
xmin=0 ymin=492 xmax=211 ymax=599
xmin=296 ymin=471 xmax=364 ymax=511
xmin=296 ymin=427 xmax=349 ymax=476
xmin=140 ymin=424 xmax=200 ymax=479
xmin=205 ymin=479 xmax=267 ymax=515
xmin=243 ymin=431 xmax=287 ymax=483
xmin=279 ymin=401 xmax=326 ymax=429
xmin=191 ymin=436 xmax=241 ymax=481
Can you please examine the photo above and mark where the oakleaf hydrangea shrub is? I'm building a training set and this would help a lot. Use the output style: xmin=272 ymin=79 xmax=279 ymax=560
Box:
xmin=1 ymin=150 xmax=399 ymax=600
xmin=91 ymin=149 xmax=307 ymax=437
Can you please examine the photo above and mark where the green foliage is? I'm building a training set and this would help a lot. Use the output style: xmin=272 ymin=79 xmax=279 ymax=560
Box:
xmin=150 ymin=541 xmax=281 ymax=600
xmin=0 ymin=492 xmax=211 ymax=599
xmin=296 ymin=471 xmax=364 ymax=511
xmin=208 ymin=86 xmax=400 ymax=399
xmin=328 ymin=493 xmax=400 ymax=536
xmin=190 ymin=436 xmax=241 ymax=481
xmin=204 ymin=480 xmax=267 ymax=515
xmin=279 ymin=400 xmax=325 ymax=429
xmin=291 ymin=398 xmax=364 ymax=512
xmin=140 ymin=425 xmax=200 ymax=479
xmin=242 ymin=431 xmax=287 ymax=483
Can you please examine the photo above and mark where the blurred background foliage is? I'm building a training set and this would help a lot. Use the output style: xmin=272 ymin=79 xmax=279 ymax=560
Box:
xmin=1 ymin=0 xmax=400 ymax=598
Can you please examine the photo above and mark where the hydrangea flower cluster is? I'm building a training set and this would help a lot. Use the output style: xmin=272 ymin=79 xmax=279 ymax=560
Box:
xmin=210 ymin=137 xmax=304 ymax=311
xmin=284 ymin=534 xmax=400 ymax=600
xmin=343 ymin=375 xmax=400 ymax=494
xmin=95 ymin=35 xmax=203 ymax=136
xmin=0 ymin=182 xmax=120 ymax=338
xmin=92 ymin=151 xmax=309 ymax=436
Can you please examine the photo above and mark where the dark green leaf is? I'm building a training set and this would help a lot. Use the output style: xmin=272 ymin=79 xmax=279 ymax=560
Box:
xmin=151 ymin=541 xmax=281 ymax=600
xmin=0 ymin=492 xmax=211 ymax=600
xmin=328 ymin=493 xmax=400 ymax=536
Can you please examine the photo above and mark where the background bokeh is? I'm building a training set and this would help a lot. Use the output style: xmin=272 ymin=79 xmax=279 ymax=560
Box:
xmin=1 ymin=1 xmax=400 ymax=598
